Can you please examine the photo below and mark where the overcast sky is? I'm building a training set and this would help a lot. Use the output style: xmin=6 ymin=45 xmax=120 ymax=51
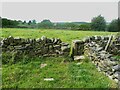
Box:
xmin=2 ymin=2 xmax=118 ymax=22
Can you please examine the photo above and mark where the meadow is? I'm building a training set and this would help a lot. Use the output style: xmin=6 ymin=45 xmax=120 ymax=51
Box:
xmin=1 ymin=28 xmax=115 ymax=43
xmin=1 ymin=28 xmax=117 ymax=88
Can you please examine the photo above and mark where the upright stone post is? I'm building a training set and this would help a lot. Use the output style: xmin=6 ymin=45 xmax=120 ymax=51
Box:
xmin=72 ymin=40 xmax=79 ymax=55
xmin=70 ymin=40 xmax=84 ymax=59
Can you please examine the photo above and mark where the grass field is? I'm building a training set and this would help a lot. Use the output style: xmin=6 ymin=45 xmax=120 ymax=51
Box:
xmin=1 ymin=28 xmax=117 ymax=88
xmin=2 ymin=57 xmax=117 ymax=88
xmin=1 ymin=28 xmax=115 ymax=43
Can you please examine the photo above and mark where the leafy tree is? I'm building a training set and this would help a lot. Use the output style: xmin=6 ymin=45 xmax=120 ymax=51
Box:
xmin=91 ymin=15 xmax=106 ymax=31
xmin=118 ymin=18 xmax=120 ymax=32
xmin=107 ymin=19 xmax=119 ymax=32
xmin=65 ymin=23 xmax=78 ymax=30
xmin=28 ymin=20 xmax=32 ymax=25
xmin=55 ymin=23 xmax=66 ymax=29
xmin=79 ymin=23 xmax=91 ymax=30
xmin=0 ymin=17 xmax=2 ymax=28
xmin=38 ymin=19 xmax=53 ymax=29
xmin=2 ymin=18 xmax=19 ymax=28
xmin=1 ymin=18 xmax=38 ymax=28
xmin=32 ymin=20 xmax=36 ymax=24
xmin=23 ymin=20 xmax=26 ymax=24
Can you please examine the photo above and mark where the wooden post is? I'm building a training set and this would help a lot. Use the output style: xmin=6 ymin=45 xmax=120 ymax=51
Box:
xmin=105 ymin=36 xmax=113 ymax=51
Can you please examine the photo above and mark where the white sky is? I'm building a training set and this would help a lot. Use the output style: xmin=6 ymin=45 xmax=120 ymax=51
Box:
xmin=1 ymin=0 xmax=119 ymax=2
xmin=1 ymin=1 xmax=119 ymax=22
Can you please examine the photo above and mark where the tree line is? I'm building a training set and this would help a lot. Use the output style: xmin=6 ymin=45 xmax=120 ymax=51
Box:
xmin=1 ymin=15 xmax=120 ymax=32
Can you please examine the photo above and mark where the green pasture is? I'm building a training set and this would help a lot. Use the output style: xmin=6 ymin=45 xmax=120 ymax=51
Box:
xmin=1 ymin=28 xmax=115 ymax=43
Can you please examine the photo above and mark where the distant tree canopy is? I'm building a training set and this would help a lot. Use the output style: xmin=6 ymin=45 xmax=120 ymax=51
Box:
xmin=65 ymin=23 xmax=79 ymax=30
xmin=1 ymin=16 xmax=119 ymax=32
xmin=79 ymin=23 xmax=91 ymax=30
xmin=55 ymin=23 xmax=66 ymax=29
xmin=23 ymin=21 xmax=27 ymax=24
xmin=38 ymin=19 xmax=54 ymax=29
xmin=2 ymin=18 xmax=19 ymax=28
xmin=91 ymin=15 xmax=106 ymax=31
xmin=54 ymin=22 xmax=91 ymax=30
xmin=0 ymin=17 xmax=2 ymax=28
xmin=107 ymin=19 xmax=119 ymax=32
xmin=28 ymin=20 xmax=32 ymax=25
xmin=32 ymin=20 xmax=36 ymax=24
xmin=118 ymin=18 xmax=120 ymax=31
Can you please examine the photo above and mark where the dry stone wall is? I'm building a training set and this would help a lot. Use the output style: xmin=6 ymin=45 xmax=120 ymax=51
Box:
xmin=84 ymin=36 xmax=120 ymax=83
xmin=1 ymin=36 xmax=70 ymax=59
xmin=72 ymin=35 xmax=120 ymax=84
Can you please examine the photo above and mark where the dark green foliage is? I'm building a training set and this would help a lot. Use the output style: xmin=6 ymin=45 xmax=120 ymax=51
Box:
xmin=118 ymin=18 xmax=120 ymax=31
xmin=1 ymin=18 xmax=37 ymax=28
xmin=54 ymin=22 xmax=91 ymax=30
xmin=55 ymin=23 xmax=66 ymax=29
xmin=107 ymin=19 xmax=119 ymax=32
xmin=22 ymin=21 xmax=26 ymax=24
xmin=38 ymin=19 xmax=54 ymax=29
xmin=0 ymin=17 xmax=2 ymax=28
xmin=32 ymin=20 xmax=36 ymax=24
xmin=1 ymin=17 xmax=92 ymax=30
xmin=2 ymin=52 xmax=32 ymax=64
xmin=28 ymin=20 xmax=32 ymax=25
xmin=2 ymin=52 xmax=18 ymax=64
xmin=2 ymin=18 xmax=19 ymax=28
xmin=2 ymin=52 xmax=13 ymax=64
xmin=91 ymin=15 xmax=106 ymax=31
xmin=79 ymin=23 xmax=91 ymax=30
xmin=64 ymin=22 xmax=79 ymax=30
xmin=1 ymin=16 xmax=119 ymax=32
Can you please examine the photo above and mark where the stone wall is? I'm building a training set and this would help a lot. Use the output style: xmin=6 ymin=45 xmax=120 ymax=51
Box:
xmin=72 ymin=35 xmax=120 ymax=84
xmin=1 ymin=36 xmax=70 ymax=59
xmin=84 ymin=36 xmax=120 ymax=82
xmin=71 ymin=35 xmax=120 ymax=83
